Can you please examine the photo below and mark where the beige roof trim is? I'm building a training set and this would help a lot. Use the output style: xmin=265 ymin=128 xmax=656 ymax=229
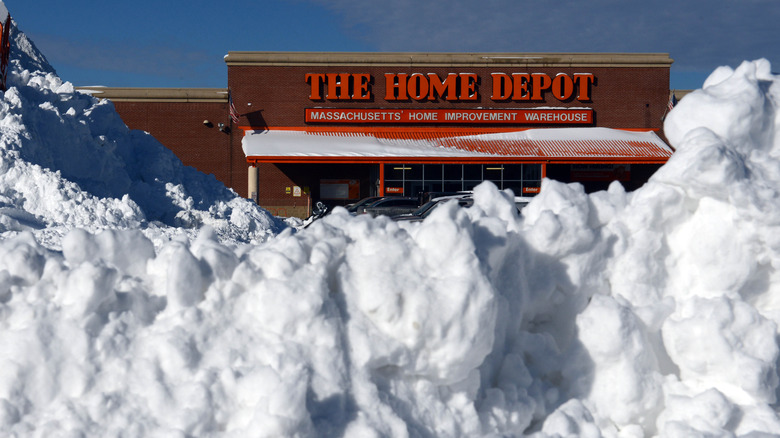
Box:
xmin=75 ymin=87 xmax=229 ymax=103
xmin=225 ymin=52 xmax=674 ymax=68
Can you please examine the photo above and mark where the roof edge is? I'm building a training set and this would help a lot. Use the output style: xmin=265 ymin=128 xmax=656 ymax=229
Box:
xmin=225 ymin=52 xmax=674 ymax=68
xmin=76 ymin=87 xmax=229 ymax=103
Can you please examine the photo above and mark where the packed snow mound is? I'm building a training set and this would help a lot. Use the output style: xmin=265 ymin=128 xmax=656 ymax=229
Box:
xmin=3 ymin=50 xmax=780 ymax=435
xmin=0 ymin=10 xmax=284 ymax=248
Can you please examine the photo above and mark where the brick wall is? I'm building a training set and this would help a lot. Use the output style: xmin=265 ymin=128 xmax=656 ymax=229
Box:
xmin=112 ymin=101 xmax=236 ymax=187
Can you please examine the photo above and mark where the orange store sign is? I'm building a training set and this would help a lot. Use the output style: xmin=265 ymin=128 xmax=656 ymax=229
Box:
xmin=305 ymin=72 xmax=595 ymax=102
xmin=305 ymin=108 xmax=593 ymax=125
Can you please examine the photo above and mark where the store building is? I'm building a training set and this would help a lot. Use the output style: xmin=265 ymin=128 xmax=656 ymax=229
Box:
xmin=85 ymin=52 xmax=675 ymax=219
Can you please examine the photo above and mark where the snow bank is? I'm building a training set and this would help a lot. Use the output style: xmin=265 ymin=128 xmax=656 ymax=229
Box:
xmin=0 ymin=13 xmax=284 ymax=248
xmin=2 ymin=3 xmax=780 ymax=436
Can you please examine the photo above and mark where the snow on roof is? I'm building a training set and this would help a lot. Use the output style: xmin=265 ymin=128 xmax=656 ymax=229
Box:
xmin=242 ymin=127 xmax=673 ymax=161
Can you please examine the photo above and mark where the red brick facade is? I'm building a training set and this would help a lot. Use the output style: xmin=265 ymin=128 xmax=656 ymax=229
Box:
xmin=227 ymin=64 xmax=670 ymax=131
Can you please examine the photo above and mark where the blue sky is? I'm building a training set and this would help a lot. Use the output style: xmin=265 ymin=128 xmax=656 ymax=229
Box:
xmin=8 ymin=0 xmax=779 ymax=91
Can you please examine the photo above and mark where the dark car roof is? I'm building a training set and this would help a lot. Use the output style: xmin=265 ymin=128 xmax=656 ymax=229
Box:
xmin=393 ymin=193 xmax=533 ymax=221
xmin=356 ymin=196 xmax=421 ymax=217
xmin=346 ymin=196 xmax=383 ymax=213
xmin=392 ymin=194 xmax=472 ymax=221
xmin=369 ymin=197 xmax=417 ymax=205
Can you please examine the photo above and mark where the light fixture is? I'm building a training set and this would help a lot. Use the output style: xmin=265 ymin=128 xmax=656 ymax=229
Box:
xmin=218 ymin=123 xmax=230 ymax=133
xmin=203 ymin=120 xmax=213 ymax=127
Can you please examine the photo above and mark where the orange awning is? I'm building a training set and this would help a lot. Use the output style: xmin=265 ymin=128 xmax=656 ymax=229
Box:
xmin=243 ymin=127 xmax=673 ymax=164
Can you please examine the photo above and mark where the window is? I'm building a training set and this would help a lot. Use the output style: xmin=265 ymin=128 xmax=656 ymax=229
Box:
xmin=384 ymin=163 xmax=541 ymax=197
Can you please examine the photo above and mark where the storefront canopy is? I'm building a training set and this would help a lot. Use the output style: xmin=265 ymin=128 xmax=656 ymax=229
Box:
xmin=242 ymin=127 xmax=673 ymax=164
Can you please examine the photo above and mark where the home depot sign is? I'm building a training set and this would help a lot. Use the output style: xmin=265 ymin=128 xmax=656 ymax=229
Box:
xmin=305 ymin=72 xmax=595 ymax=102
xmin=305 ymin=108 xmax=593 ymax=124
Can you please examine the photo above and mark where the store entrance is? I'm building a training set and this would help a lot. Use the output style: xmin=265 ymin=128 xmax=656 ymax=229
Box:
xmin=382 ymin=163 xmax=543 ymax=199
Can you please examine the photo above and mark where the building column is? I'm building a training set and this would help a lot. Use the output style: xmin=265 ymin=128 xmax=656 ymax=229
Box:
xmin=248 ymin=164 xmax=259 ymax=203
xmin=378 ymin=163 xmax=385 ymax=196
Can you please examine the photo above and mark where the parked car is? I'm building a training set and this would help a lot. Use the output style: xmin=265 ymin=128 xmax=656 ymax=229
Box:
xmin=392 ymin=194 xmax=473 ymax=222
xmin=393 ymin=194 xmax=534 ymax=222
xmin=345 ymin=196 xmax=383 ymax=214
xmin=359 ymin=197 xmax=420 ymax=217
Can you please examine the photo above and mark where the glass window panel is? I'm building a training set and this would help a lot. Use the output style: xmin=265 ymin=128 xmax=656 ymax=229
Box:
xmin=444 ymin=181 xmax=462 ymax=192
xmin=444 ymin=164 xmax=462 ymax=180
xmin=423 ymin=164 xmax=442 ymax=181
xmin=426 ymin=182 xmax=443 ymax=192
xmin=385 ymin=164 xmax=405 ymax=180
xmin=503 ymin=164 xmax=523 ymax=180
xmin=523 ymin=164 xmax=542 ymax=180
xmin=405 ymin=164 xmax=422 ymax=180
xmin=463 ymin=164 xmax=481 ymax=180
xmin=406 ymin=182 xmax=429 ymax=198
xmin=483 ymin=165 xmax=503 ymax=181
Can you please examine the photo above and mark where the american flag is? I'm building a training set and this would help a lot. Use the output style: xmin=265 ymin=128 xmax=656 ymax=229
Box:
xmin=667 ymin=91 xmax=678 ymax=112
xmin=229 ymin=91 xmax=240 ymax=124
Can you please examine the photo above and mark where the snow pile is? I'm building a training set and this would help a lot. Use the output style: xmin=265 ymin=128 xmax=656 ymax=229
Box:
xmin=0 ymin=12 xmax=283 ymax=248
xmin=2 ymin=4 xmax=780 ymax=436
